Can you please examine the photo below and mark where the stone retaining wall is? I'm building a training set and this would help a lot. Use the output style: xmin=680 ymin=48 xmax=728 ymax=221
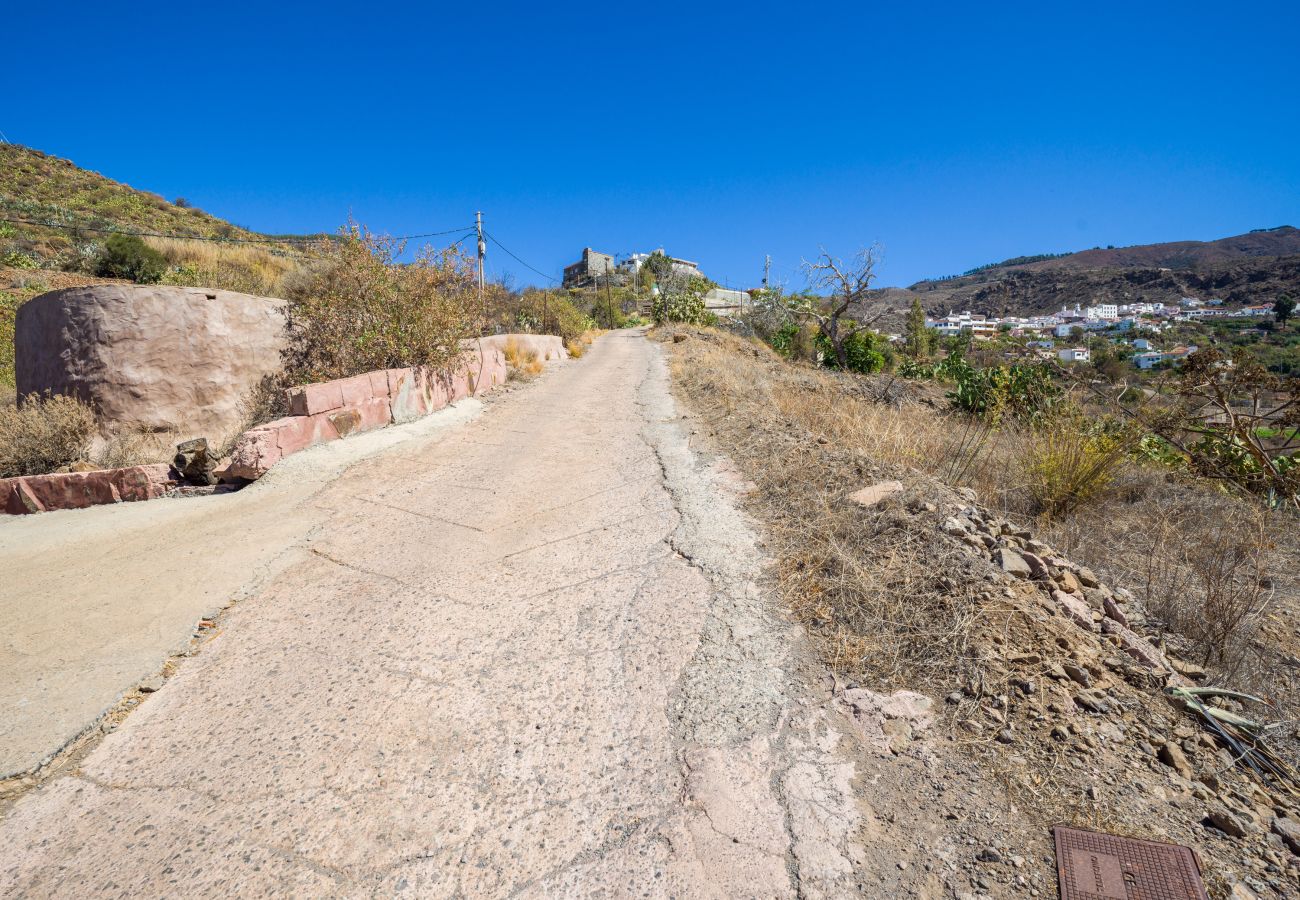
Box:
xmin=1 ymin=335 xmax=559 ymax=515
xmin=227 ymin=340 xmax=509 ymax=480
xmin=1 ymin=464 xmax=179 ymax=516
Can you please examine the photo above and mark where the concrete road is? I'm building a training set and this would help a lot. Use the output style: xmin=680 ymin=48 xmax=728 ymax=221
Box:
xmin=0 ymin=331 xmax=863 ymax=897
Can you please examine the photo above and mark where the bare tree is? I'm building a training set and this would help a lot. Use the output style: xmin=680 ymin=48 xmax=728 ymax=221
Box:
xmin=791 ymin=246 xmax=883 ymax=368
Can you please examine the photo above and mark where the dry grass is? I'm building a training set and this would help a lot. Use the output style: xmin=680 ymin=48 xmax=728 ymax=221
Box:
xmin=565 ymin=330 xmax=600 ymax=359
xmin=503 ymin=337 xmax=544 ymax=380
xmin=665 ymin=327 xmax=1300 ymax=702
xmin=0 ymin=393 xmax=97 ymax=477
xmin=666 ymin=328 xmax=994 ymax=689
xmin=146 ymin=236 xmax=302 ymax=297
xmin=90 ymin=425 xmax=178 ymax=469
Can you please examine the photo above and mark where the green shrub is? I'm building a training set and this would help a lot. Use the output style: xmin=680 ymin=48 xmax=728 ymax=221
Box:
xmin=651 ymin=277 xmax=710 ymax=325
xmin=947 ymin=361 xmax=1059 ymax=424
xmin=93 ymin=234 xmax=166 ymax=283
xmin=815 ymin=329 xmax=888 ymax=374
xmin=514 ymin=290 xmax=594 ymax=343
xmin=0 ymin=393 xmax=97 ymax=477
xmin=282 ymin=223 xmax=476 ymax=383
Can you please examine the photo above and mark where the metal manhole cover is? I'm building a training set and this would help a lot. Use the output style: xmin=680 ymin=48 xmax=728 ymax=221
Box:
xmin=1053 ymin=825 xmax=1208 ymax=900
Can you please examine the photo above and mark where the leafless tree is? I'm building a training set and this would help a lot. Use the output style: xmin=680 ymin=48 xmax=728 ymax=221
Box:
xmin=791 ymin=246 xmax=884 ymax=368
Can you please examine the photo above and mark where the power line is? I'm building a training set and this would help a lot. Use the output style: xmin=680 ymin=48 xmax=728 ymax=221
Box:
xmin=483 ymin=230 xmax=558 ymax=285
xmin=0 ymin=215 xmax=473 ymax=246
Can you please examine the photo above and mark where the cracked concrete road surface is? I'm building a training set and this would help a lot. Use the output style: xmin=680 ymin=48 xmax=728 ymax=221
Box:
xmin=0 ymin=331 xmax=864 ymax=897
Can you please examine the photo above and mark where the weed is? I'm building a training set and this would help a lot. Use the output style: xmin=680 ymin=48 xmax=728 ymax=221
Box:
xmin=0 ymin=393 xmax=97 ymax=477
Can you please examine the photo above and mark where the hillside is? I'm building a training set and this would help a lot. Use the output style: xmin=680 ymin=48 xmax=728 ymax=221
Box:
xmin=963 ymin=225 xmax=1300 ymax=276
xmin=1 ymin=145 xmax=312 ymax=391
xmin=0 ymin=144 xmax=272 ymax=262
xmin=860 ymin=226 xmax=1300 ymax=324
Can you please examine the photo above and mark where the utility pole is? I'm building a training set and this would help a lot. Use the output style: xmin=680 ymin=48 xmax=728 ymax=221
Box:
xmin=475 ymin=211 xmax=486 ymax=325
xmin=763 ymin=255 xmax=771 ymax=290
xmin=603 ymin=266 xmax=615 ymax=326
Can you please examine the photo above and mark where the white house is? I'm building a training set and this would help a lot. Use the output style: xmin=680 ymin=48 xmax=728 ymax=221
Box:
xmin=1084 ymin=304 xmax=1119 ymax=320
xmin=1133 ymin=338 xmax=1152 ymax=351
xmin=1134 ymin=351 xmax=1165 ymax=370
xmin=929 ymin=311 xmax=997 ymax=338
xmin=1057 ymin=347 xmax=1091 ymax=363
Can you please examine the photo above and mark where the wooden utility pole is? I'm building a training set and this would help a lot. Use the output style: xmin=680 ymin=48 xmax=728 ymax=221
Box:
xmin=476 ymin=211 xmax=485 ymax=324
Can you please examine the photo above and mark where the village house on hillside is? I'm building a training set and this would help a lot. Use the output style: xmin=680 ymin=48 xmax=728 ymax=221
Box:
xmin=562 ymin=246 xmax=706 ymax=288
xmin=562 ymin=248 xmax=616 ymax=288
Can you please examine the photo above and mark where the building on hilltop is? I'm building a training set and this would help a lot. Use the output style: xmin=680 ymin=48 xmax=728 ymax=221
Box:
xmin=562 ymin=248 xmax=616 ymax=288
xmin=620 ymin=249 xmax=705 ymax=281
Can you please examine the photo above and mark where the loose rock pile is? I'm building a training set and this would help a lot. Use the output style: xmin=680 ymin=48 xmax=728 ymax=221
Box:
xmin=907 ymin=491 xmax=1299 ymax=896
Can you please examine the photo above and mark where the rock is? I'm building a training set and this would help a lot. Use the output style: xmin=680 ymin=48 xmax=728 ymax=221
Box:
xmin=1272 ymin=817 xmax=1300 ymax=855
xmin=976 ymin=847 xmax=1003 ymax=863
xmin=1051 ymin=589 xmax=1095 ymax=631
xmin=138 ymin=675 xmax=165 ymax=693
xmin=1082 ymin=587 xmax=1109 ymax=611
xmin=847 ymin=480 xmax=904 ymax=508
xmin=15 ymin=285 xmax=287 ymax=444
xmin=957 ymin=487 xmax=977 ymax=502
xmin=942 ymin=517 xmax=970 ymax=537
xmin=996 ymin=728 xmax=1015 ymax=744
xmin=1062 ymin=663 xmax=1092 ymax=687
xmin=996 ymin=548 xmax=1032 ymax=579
xmin=173 ymin=437 xmax=217 ymax=486
xmin=1101 ymin=620 xmax=1171 ymax=671
xmin=1102 ymin=596 xmax=1129 ymax=627
xmin=1055 ymin=569 xmax=1082 ymax=593
xmin=1170 ymin=657 xmax=1207 ymax=680
xmin=1051 ymin=725 xmax=1071 ymax=741
xmin=1206 ymin=806 xmax=1253 ymax=838
xmin=1074 ymin=691 xmax=1110 ymax=714
xmin=1020 ymin=551 xmax=1051 ymax=580
xmin=1159 ymin=743 xmax=1194 ymax=779
xmin=1076 ymin=566 xmax=1100 ymax=588
xmin=841 ymin=688 xmax=934 ymax=755
xmin=672 ymin=332 xmax=689 ymax=342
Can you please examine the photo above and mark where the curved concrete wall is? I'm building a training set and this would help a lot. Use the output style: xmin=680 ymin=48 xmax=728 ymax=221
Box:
xmin=480 ymin=333 xmax=569 ymax=362
xmin=16 ymin=285 xmax=287 ymax=442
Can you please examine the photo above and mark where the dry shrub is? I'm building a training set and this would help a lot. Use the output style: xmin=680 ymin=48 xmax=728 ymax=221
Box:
xmin=503 ymin=337 xmax=544 ymax=380
xmin=215 ymin=375 xmax=290 ymax=459
xmin=282 ymin=223 xmax=476 ymax=385
xmin=667 ymin=328 xmax=991 ymax=688
xmin=1139 ymin=502 xmax=1275 ymax=676
xmin=565 ymin=329 xmax=599 ymax=359
xmin=0 ymin=393 xmax=96 ymax=477
xmin=93 ymin=425 xmax=175 ymax=469
xmin=1020 ymin=411 xmax=1133 ymax=519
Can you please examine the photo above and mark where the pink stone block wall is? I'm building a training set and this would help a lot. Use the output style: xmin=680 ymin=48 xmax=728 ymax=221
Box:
xmin=2 ymin=464 xmax=178 ymax=515
xmin=229 ymin=340 xmax=511 ymax=480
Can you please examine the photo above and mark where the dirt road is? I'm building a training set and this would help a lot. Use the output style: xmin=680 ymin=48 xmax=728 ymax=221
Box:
xmin=0 ymin=331 xmax=864 ymax=897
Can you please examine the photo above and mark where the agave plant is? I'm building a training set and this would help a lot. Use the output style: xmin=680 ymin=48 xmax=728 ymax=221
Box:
xmin=1167 ymin=685 xmax=1300 ymax=796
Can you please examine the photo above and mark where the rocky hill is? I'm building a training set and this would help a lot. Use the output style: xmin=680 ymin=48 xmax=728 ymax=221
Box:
xmin=862 ymin=227 xmax=1300 ymax=324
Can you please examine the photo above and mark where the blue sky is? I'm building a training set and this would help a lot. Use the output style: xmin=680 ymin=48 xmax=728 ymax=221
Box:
xmin=5 ymin=1 xmax=1298 ymax=288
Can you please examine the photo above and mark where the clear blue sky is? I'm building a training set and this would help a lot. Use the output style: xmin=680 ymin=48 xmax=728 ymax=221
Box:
xmin=5 ymin=1 xmax=1298 ymax=289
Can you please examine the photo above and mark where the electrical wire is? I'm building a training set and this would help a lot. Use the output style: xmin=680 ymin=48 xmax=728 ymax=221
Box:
xmin=483 ymin=230 xmax=558 ymax=285
xmin=0 ymin=215 xmax=473 ymax=245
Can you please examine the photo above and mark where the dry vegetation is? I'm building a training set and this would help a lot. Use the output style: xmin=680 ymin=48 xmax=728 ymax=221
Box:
xmin=146 ymin=236 xmax=302 ymax=297
xmin=663 ymin=326 xmax=1300 ymax=892
xmin=0 ymin=393 xmax=96 ymax=477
